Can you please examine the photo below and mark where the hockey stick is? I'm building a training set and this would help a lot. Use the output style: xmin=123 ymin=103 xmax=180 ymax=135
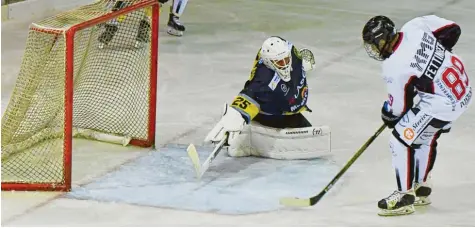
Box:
xmin=187 ymin=133 xmax=228 ymax=179
xmin=279 ymin=123 xmax=387 ymax=207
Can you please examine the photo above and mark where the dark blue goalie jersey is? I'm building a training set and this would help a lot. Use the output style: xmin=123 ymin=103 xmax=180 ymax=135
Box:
xmin=230 ymin=44 xmax=311 ymax=123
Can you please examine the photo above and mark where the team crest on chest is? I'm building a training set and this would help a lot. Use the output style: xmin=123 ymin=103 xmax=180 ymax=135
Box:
xmin=281 ymin=84 xmax=289 ymax=95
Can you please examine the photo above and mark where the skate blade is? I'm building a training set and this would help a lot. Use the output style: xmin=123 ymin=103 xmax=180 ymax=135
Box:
xmin=167 ymin=27 xmax=183 ymax=37
xmin=415 ymin=197 xmax=431 ymax=206
xmin=378 ymin=205 xmax=415 ymax=216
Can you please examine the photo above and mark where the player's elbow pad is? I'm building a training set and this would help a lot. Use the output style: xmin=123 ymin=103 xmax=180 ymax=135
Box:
xmin=433 ymin=24 xmax=461 ymax=51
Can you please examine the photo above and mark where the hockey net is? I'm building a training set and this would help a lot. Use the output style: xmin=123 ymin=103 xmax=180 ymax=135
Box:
xmin=1 ymin=0 xmax=159 ymax=191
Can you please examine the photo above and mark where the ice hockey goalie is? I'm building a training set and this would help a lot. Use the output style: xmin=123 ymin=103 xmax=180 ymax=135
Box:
xmin=205 ymin=36 xmax=331 ymax=160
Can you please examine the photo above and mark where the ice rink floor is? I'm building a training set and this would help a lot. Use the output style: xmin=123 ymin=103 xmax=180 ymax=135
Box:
xmin=2 ymin=0 xmax=475 ymax=226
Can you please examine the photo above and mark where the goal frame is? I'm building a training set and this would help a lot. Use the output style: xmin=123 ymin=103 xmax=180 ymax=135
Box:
xmin=1 ymin=0 xmax=159 ymax=192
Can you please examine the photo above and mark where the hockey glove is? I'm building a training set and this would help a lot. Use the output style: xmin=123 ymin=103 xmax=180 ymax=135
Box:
xmin=381 ymin=101 xmax=400 ymax=129
xmin=300 ymin=48 xmax=316 ymax=72
xmin=204 ymin=103 xmax=245 ymax=145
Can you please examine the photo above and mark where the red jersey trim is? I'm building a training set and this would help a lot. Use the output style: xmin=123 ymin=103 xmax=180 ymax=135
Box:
xmin=393 ymin=32 xmax=404 ymax=52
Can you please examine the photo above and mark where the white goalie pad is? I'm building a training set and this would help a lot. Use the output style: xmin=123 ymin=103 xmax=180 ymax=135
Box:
xmin=227 ymin=122 xmax=331 ymax=160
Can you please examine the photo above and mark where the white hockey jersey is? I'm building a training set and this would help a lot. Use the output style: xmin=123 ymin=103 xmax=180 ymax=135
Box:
xmin=383 ymin=15 xmax=472 ymax=121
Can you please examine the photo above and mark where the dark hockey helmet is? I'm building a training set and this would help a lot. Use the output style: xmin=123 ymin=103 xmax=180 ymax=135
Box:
xmin=362 ymin=15 xmax=397 ymax=61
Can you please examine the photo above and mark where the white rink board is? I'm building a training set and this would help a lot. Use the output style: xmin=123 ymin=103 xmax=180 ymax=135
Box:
xmin=2 ymin=0 xmax=475 ymax=226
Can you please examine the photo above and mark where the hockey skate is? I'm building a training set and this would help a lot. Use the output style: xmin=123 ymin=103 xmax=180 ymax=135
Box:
xmin=167 ymin=13 xmax=185 ymax=36
xmin=415 ymin=182 xmax=432 ymax=206
xmin=98 ymin=23 xmax=118 ymax=49
xmin=134 ymin=19 xmax=151 ymax=49
xmin=378 ymin=190 xmax=416 ymax=216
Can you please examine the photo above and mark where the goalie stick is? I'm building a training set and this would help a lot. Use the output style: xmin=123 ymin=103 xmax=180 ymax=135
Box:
xmin=187 ymin=133 xmax=228 ymax=179
xmin=279 ymin=124 xmax=387 ymax=207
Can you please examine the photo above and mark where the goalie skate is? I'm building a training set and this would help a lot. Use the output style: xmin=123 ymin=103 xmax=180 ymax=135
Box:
xmin=415 ymin=182 xmax=432 ymax=206
xmin=98 ymin=24 xmax=118 ymax=49
xmin=167 ymin=14 xmax=185 ymax=37
xmin=378 ymin=190 xmax=416 ymax=216
xmin=134 ymin=19 xmax=150 ymax=49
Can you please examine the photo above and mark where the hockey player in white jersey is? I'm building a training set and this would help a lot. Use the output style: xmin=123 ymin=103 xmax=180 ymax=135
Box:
xmin=204 ymin=36 xmax=331 ymax=161
xmin=362 ymin=15 xmax=471 ymax=216
xmin=158 ymin=0 xmax=188 ymax=36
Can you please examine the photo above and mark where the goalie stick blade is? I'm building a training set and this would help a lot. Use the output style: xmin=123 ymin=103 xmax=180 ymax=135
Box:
xmin=186 ymin=144 xmax=202 ymax=179
xmin=279 ymin=197 xmax=312 ymax=207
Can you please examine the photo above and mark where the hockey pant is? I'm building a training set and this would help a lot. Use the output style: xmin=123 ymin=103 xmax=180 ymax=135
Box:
xmin=389 ymin=107 xmax=451 ymax=192
xmin=227 ymin=113 xmax=330 ymax=160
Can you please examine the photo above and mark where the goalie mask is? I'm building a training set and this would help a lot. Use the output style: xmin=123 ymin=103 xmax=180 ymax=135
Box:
xmin=260 ymin=36 xmax=293 ymax=82
xmin=362 ymin=15 xmax=397 ymax=61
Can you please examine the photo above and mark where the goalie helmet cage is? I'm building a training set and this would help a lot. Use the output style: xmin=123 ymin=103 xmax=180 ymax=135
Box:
xmin=1 ymin=0 xmax=159 ymax=191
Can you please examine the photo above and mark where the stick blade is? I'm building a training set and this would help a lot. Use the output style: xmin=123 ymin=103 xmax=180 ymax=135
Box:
xmin=186 ymin=144 xmax=202 ymax=179
xmin=279 ymin=197 xmax=312 ymax=207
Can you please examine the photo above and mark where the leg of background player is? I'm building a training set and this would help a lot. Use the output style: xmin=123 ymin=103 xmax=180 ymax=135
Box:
xmin=98 ymin=1 xmax=126 ymax=49
xmin=167 ymin=0 xmax=188 ymax=36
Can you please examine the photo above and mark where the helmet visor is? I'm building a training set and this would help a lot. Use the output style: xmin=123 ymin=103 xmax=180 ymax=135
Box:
xmin=364 ymin=39 xmax=387 ymax=61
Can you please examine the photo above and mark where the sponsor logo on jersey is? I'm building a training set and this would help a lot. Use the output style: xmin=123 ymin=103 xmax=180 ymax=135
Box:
xmin=268 ymin=74 xmax=281 ymax=91
xmin=281 ymin=84 xmax=289 ymax=95
xmin=412 ymin=113 xmax=432 ymax=135
xmin=288 ymin=97 xmax=296 ymax=104
xmin=410 ymin=32 xmax=436 ymax=72
xmin=290 ymin=85 xmax=308 ymax=112
xmin=285 ymin=130 xmax=309 ymax=135
xmin=400 ymin=114 xmax=410 ymax=125
xmin=412 ymin=113 xmax=428 ymax=129
xmin=418 ymin=131 xmax=433 ymax=142
xmin=312 ymin=128 xmax=322 ymax=136
xmin=461 ymin=88 xmax=472 ymax=108
xmin=435 ymin=78 xmax=457 ymax=104
xmin=301 ymin=86 xmax=308 ymax=98
xmin=403 ymin=128 xmax=415 ymax=140
xmin=294 ymin=77 xmax=306 ymax=99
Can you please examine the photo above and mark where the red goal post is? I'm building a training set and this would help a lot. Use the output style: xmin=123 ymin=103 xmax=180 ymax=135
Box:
xmin=1 ymin=0 xmax=159 ymax=191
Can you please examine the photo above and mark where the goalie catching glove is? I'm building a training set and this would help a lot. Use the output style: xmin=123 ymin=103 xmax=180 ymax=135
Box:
xmin=300 ymin=48 xmax=316 ymax=72
xmin=204 ymin=103 xmax=246 ymax=145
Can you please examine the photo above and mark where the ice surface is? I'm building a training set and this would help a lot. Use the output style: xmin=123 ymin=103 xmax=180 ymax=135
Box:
xmin=2 ymin=0 xmax=475 ymax=226
xmin=67 ymin=145 xmax=339 ymax=215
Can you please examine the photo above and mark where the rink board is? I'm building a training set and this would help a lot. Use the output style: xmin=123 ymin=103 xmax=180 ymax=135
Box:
xmin=67 ymin=144 xmax=340 ymax=215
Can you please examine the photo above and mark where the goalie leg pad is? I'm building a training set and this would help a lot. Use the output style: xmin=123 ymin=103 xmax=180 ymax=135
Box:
xmin=227 ymin=121 xmax=331 ymax=160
